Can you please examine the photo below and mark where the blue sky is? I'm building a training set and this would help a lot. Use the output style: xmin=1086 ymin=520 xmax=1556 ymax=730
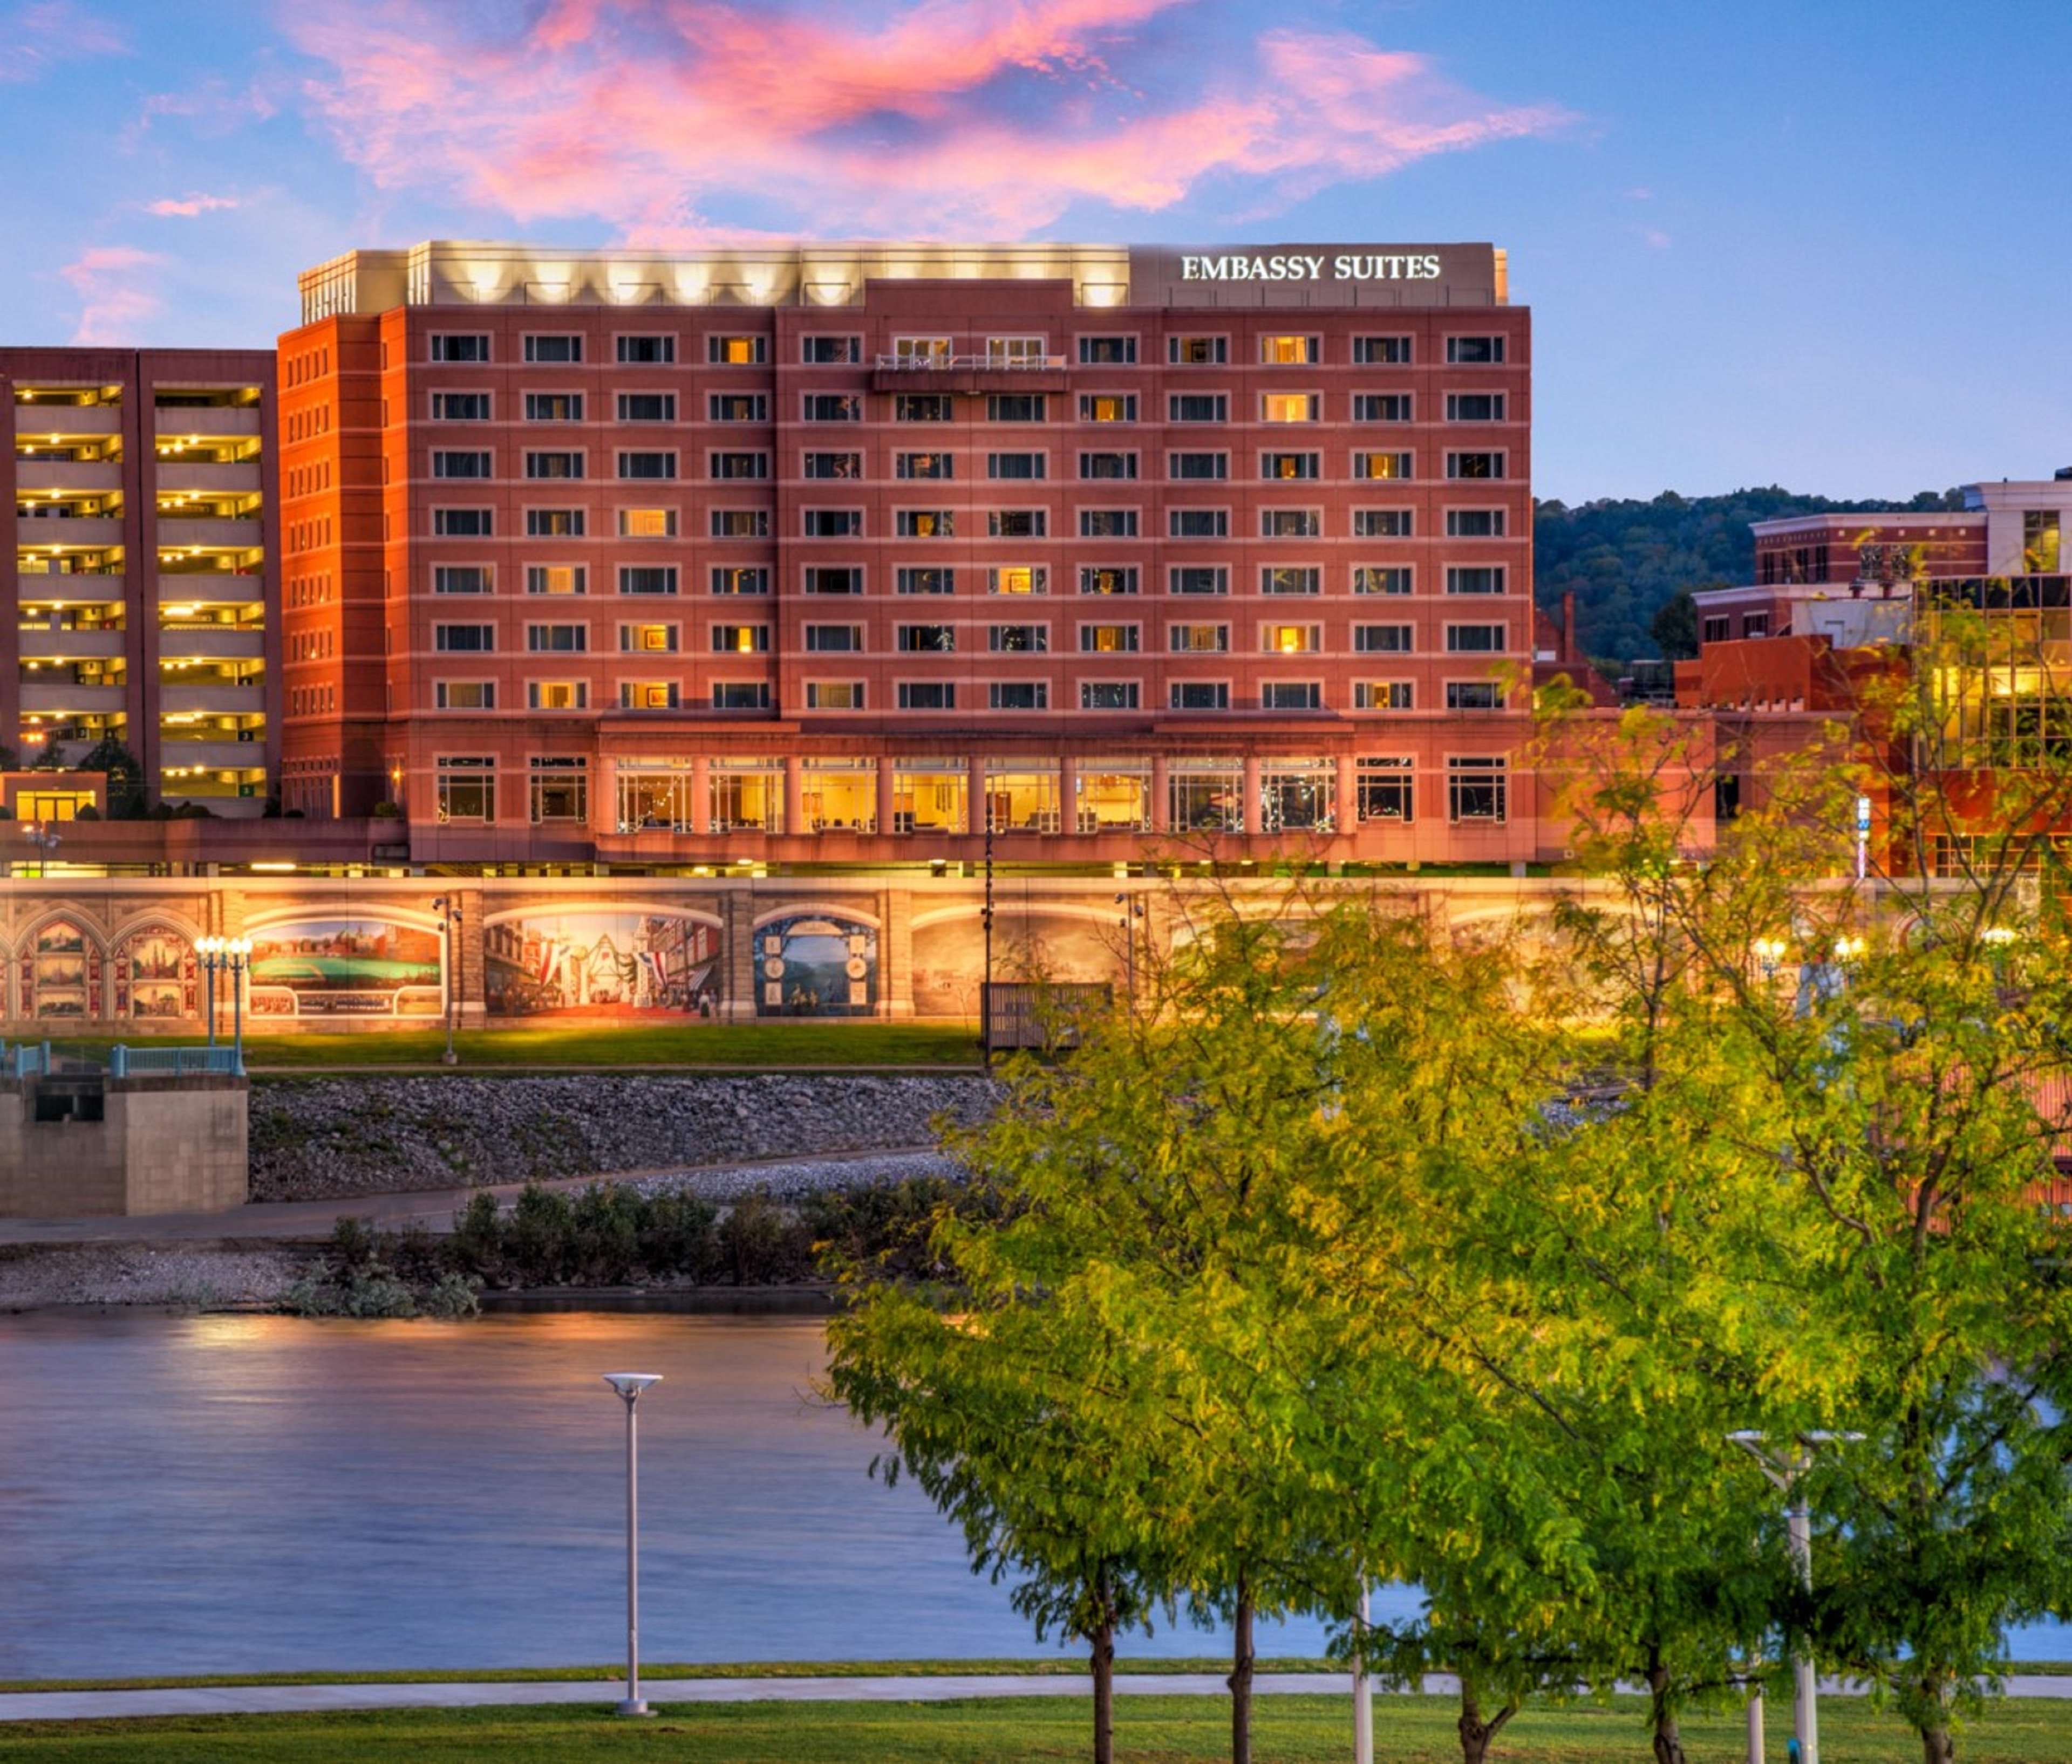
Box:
xmin=3 ymin=0 xmax=2066 ymax=503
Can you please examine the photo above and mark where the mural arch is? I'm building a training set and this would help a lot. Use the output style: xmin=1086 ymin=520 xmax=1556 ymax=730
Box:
xmin=111 ymin=919 xmax=202 ymax=1022
xmin=241 ymin=908 xmax=447 ymax=1021
xmin=18 ymin=912 xmax=105 ymax=1022
xmin=753 ymin=908 xmax=878 ymax=1017
xmin=483 ymin=905 xmax=725 ymax=1018
xmin=910 ymin=902 xmax=1127 ymax=1018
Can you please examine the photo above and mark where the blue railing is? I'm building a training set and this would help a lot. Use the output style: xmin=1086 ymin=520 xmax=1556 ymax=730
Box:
xmin=109 ymin=1045 xmax=243 ymax=1078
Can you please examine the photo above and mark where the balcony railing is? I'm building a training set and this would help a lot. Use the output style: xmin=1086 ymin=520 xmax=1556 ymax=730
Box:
xmin=873 ymin=353 xmax=1066 ymax=372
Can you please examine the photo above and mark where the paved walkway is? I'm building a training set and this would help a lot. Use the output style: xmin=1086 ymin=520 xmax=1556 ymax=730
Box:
xmin=4 ymin=1670 xmax=2070 ymax=1723
xmin=0 ymin=1145 xmax=937 ymax=1246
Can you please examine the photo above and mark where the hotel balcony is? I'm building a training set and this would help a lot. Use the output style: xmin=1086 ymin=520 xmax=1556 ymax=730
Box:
xmin=16 ymin=406 xmax=119 ymax=440
xmin=17 ymin=628 xmax=125 ymax=662
xmin=160 ymin=683 xmax=264 ymax=716
xmin=21 ymin=682 xmax=127 ymax=714
xmin=152 ymin=407 xmax=259 ymax=440
xmin=159 ymin=737 xmax=265 ymax=769
xmin=16 ymin=514 xmax=122 ymax=548
xmin=868 ymin=353 xmax=1071 ymax=395
xmin=154 ymin=461 xmax=263 ymax=495
xmin=15 ymin=461 xmax=121 ymax=495
xmin=158 ymin=627 xmax=264 ymax=662
xmin=155 ymin=516 xmax=262 ymax=549
xmin=156 ymin=574 xmax=264 ymax=608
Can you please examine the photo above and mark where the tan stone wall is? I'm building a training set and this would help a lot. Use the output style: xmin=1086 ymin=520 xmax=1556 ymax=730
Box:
xmin=0 ymin=1078 xmax=248 ymax=1218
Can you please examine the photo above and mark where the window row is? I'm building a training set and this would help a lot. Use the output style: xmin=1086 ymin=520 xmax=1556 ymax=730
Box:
xmin=431 ymin=390 xmax=1510 ymax=425
xmin=427 ymin=447 xmax=1509 ymax=480
xmin=427 ymin=332 xmax=1511 ymax=368
xmin=425 ymin=563 xmax=1514 ymax=598
xmin=429 ymin=502 xmax=1511 ymax=537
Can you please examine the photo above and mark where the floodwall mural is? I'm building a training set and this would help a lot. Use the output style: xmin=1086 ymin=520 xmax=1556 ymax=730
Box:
xmin=114 ymin=927 xmax=196 ymax=1020
xmin=756 ymin=913 xmax=876 ymax=1017
xmin=910 ymin=910 xmax=1121 ymax=1017
xmin=247 ymin=917 xmax=445 ymax=1018
xmin=484 ymin=911 xmax=721 ymax=1017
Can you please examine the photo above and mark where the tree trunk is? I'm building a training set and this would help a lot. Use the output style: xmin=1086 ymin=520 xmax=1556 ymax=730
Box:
xmin=1090 ymin=1609 xmax=1115 ymax=1764
xmin=1456 ymin=1674 xmax=1517 ymax=1764
xmin=1646 ymin=1658 xmax=1687 ymax=1764
xmin=1920 ymin=1724 xmax=1957 ymax=1764
xmin=1229 ymin=1575 xmax=1255 ymax=1764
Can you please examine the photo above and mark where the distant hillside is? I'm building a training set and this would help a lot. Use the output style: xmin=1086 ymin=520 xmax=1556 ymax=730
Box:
xmin=1534 ymin=487 xmax=1964 ymax=668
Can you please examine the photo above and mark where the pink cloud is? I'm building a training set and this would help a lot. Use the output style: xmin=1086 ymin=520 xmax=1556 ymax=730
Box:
xmin=59 ymin=245 xmax=165 ymax=345
xmin=145 ymin=193 xmax=242 ymax=217
xmin=0 ymin=0 xmax=126 ymax=81
xmin=281 ymin=0 xmax=1571 ymax=240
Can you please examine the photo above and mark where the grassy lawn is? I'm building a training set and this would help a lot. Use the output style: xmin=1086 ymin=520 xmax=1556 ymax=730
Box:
xmin=32 ymin=1022 xmax=984 ymax=1072
xmin=3 ymin=1692 xmax=2066 ymax=1762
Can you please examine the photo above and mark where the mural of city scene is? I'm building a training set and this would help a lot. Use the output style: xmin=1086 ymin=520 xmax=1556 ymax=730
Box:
xmin=247 ymin=917 xmax=445 ymax=1018
xmin=23 ymin=919 xmax=95 ymax=1020
xmin=910 ymin=909 xmax=1123 ymax=1017
xmin=118 ymin=928 xmax=193 ymax=1021
xmin=757 ymin=913 xmax=876 ymax=1017
xmin=483 ymin=911 xmax=722 ymax=1017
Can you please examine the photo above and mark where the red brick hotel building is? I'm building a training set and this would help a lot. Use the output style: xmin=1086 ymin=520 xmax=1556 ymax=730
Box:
xmin=277 ymin=242 xmax=1543 ymax=867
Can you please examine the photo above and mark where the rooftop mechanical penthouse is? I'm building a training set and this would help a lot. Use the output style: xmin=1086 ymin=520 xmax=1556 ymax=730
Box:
xmin=279 ymin=242 xmax=1535 ymax=867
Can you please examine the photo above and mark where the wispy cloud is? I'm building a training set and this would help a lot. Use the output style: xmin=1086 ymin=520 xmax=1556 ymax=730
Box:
xmin=0 ymin=0 xmax=126 ymax=82
xmin=59 ymin=245 xmax=164 ymax=344
xmin=280 ymin=0 xmax=1571 ymax=240
xmin=145 ymin=192 xmax=242 ymax=217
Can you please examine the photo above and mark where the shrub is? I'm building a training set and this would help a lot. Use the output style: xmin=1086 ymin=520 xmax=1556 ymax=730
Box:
xmin=718 ymin=1190 xmax=813 ymax=1286
xmin=506 ymin=1183 xmax=576 ymax=1285
xmin=570 ymin=1181 xmax=644 ymax=1286
xmin=645 ymin=1191 xmax=719 ymax=1281
xmin=449 ymin=1190 xmax=506 ymax=1282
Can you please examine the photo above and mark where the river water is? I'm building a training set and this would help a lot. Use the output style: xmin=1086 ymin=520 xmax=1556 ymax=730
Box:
xmin=2 ymin=1311 xmax=2061 ymax=1681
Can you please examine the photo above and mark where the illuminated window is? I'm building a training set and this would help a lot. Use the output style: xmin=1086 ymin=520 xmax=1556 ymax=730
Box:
xmin=712 ymin=624 xmax=769 ymax=653
xmin=898 ymin=510 xmax=954 ymax=538
xmin=618 ymin=508 xmax=677 ymax=538
xmin=897 ymin=452 xmax=952 ymax=479
xmin=805 ymin=681 xmax=865 ymax=710
xmin=435 ymin=756 xmax=494 ymax=821
xmin=1080 ymin=394 xmax=1136 ymax=422
xmin=1354 ymin=453 xmax=1412 ymax=481
xmin=1262 ymin=452 xmax=1319 ymax=480
xmin=1260 ymin=393 xmax=1319 ymax=423
xmin=619 ymin=624 xmax=677 ymax=653
xmin=1169 ymin=624 xmax=1227 ymax=653
xmin=1081 ymin=624 xmax=1138 ymax=654
xmin=1260 ymin=334 xmax=1317 ymax=365
xmin=987 ymin=335 xmax=1046 ymax=365
xmin=1354 ymin=681 xmax=1414 ymax=710
xmin=2024 ymin=510 xmax=2062 ymax=575
xmin=989 ymin=566 xmax=1046 ymax=596
xmin=1263 ymin=624 xmax=1319 ymax=654
xmin=1079 ymin=566 xmax=1137 ymax=597
xmin=619 ymin=681 xmax=680 ymax=710
xmin=528 ymin=681 xmax=588 ymax=710
xmin=893 ymin=336 xmax=952 ymax=365
xmin=708 ymin=334 xmax=766 ymax=365
xmin=1357 ymin=757 xmax=1414 ymax=822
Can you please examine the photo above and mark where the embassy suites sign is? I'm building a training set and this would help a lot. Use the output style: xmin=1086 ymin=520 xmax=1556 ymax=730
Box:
xmin=1178 ymin=251 xmax=1443 ymax=283
xmin=1128 ymin=243 xmax=1503 ymax=307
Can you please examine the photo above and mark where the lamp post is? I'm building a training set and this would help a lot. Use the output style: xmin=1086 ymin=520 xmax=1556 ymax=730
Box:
xmin=1728 ymin=1430 xmax=1862 ymax=1764
xmin=1352 ymin=1582 xmax=1373 ymax=1764
xmin=224 ymin=936 xmax=251 ymax=1072
xmin=431 ymin=896 xmax=461 ymax=1065
xmin=980 ymin=806 xmax=995 ymax=1070
xmin=23 ymin=818 xmax=59 ymax=880
xmin=1114 ymin=892 xmax=1146 ymax=1002
xmin=197 ymin=935 xmax=223 ymax=1044
xmin=601 ymin=1372 xmax=663 ymax=1717
xmin=1753 ymin=936 xmax=1788 ymax=984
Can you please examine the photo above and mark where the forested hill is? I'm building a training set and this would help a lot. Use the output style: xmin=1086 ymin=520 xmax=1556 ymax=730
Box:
xmin=1535 ymin=487 xmax=1963 ymax=668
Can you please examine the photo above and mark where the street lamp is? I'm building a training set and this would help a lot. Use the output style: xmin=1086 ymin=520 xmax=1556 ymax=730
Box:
xmin=22 ymin=818 xmax=59 ymax=879
xmin=224 ymin=937 xmax=251 ymax=1071
xmin=1727 ymin=1430 xmax=1862 ymax=1764
xmin=431 ymin=897 xmax=462 ymax=1064
xmin=601 ymin=1372 xmax=663 ymax=1717
xmin=1753 ymin=936 xmax=1789 ymax=982
xmin=198 ymin=935 xmax=223 ymax=1044
xmin=1115 ymin=892 xmax=1146 ymax=1002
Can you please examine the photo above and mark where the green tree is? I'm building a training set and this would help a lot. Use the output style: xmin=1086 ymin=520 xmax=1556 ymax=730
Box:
xmin=77 ymin=733 xmax=147 ymax=817
xmin=1648 ymin=585 xmax=1703 ymax=661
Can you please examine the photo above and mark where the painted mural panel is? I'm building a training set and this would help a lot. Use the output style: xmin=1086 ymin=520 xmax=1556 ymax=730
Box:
xmin=115 ymin=927 xmax=197 ymax=1020
xmin=756 ymin=914 xmax=877 ymax=1017
xmin=22 ymin=920 xmax=100 ymax=1020
xmin=247 ymin=918 xmax=444 ymax=1018
xmin=484 ymin=911 xmax=722 ymax=1017
xmin=911 ymin=911 xmax=1121 ymax=1017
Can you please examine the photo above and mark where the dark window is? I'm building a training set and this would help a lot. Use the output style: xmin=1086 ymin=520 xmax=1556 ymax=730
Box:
xmin=433 ymin=508 xmax=492 ymax=536
xmin=1353 ymin=394 xmax=1411 ymax=422
xmin=897 ymin=625 xmax=956 ymax=652
xmin=1170 ymin=509 xmax=1228 ymax=538
xmin=898 ymin=682 xmax=956 ymax=710
xmin=524 ymin=392 xmax=581 ymax=421
xmin=617 ymin=392 xmax=676 ymax=422
xmin=524 ymin=451 xmax=583 ymax=479
xmin=897 ymin=568 xmax=955 ymax=596
xmin=712 ymin=566 xmax=768 ymax=596
xmin=802 ymin=393 xmax=860 ymax=422
xmin=805 ymin=567 xmax=863 ymax=595
xmin=895 ymin=394 xmax=955 ymax=422
xmin=897 ymin=452 xmax=953 ymax=479
xmin=617 ymin=334 xmax=675 ymax=363
xmin=619 ymin=566 xmax=679 ymax=595
xmin=1446 ymin=393 xmax=1505 ymax=422
xmin=1079 ymin=336 xmax=1137 ymax=364
xmin=804 ymin=452 xmax=861 ymax=478
xmin=1446 ymin=336 xmax=1505 ymax=364
xmin=802 ymin=336 xmax=861 ymax=363
xmin=710 ymin=452 xmax=767 ymax=480
xmin=1446 ymin=566 xmax=1506 ymax=595
xmin=430 ymin=334 xmax=489 ymax=362
xmin=987 ymin=393 xmax=1046 ymax=422
xmin=1081 ymin=509 xmax=1137 ymax=537
xmin=1352 ymin=336 xmax=1410 ymax=364
xmin=524 ymin=334 xmax=582 ymax=363
xmin=1170 ymin=566 xmax=1228 ymax=596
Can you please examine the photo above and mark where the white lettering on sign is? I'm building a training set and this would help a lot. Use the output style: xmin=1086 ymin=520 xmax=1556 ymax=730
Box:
xmin=1178 ymin=252 xmax=1445 ymax=283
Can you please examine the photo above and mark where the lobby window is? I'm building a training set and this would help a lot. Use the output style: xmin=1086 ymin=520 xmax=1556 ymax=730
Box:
xmin=434 ymin=680 xmax=495 ymax=709
xmin=620 ymin=680 xmax=680 ymax=710
xmin=1446 ymin=451 xmax=1505 ymax=481
xmin=617 ymin=334 xmax=675 ymax=363
xmin=712 ymin=393 xmax=769 ymax=422
xmin=1262 ymin=452 xmax=1319 ymax=480
xmin=2025 ymin=510 xmax=2063 ymax=575
xmin=806 ymin=624 xmax=863 ymax=651
xmin=1080 ymin=393 xmax=1136 ymax=423
xmin=433 ymin=565 xmax=492 ymax=594
xmin=1447 ymin=566 xmax=1506 ymax=596
xmin=1169 ymin=393 xmax=1229 ymax=424
xmin=1077 ymin=760 xmax=1151 ymax=832
xmin=431 ymin=391 xmax=490 ymax=421
xmin=434 ymin=623 xmax=494 ymax=652
xmin=1446 ymin=393 xmax=1506 ymax=423
xmin=990 ymin=509 xmax=1046 ymax=538
xmin=710 ymin=452 xmax=765 ymax=479
xmin=1263 ymin=509 xmax=1320 ymax=538
xmin=1353 ymin=336 xmax=1411 ymax=364
xmin=619 ymin=508 xmax=677 ymax=537
xmin=1170 ymin=565 xmax=1229 ymax=596
xmin=712 ymin=682 xmax=772 ymax=712
xmin=1355 ymin=570 xmax=1414 ymax=607
xmin=708 ymin=334 xmax=766 ymax=365
xmin=1171 ymin=509 xmax=1228 ymax=538
xmin=898 ymin=681 xmax=957 ymax=710
xmin=1170 ymin=452 xmax=1229 ymax=481
xmin=712 ymin=624 xmax=769 ymax=653
xmin=1446 ymin=681 xmax=1503 ymax=710
xmin=430 ymin=334 xmax=489 ymax=363
xmin=1357 ymin=757 xmax=1414 ymax=822
xmin=989 ymin=566 xmax=1046 ymax=596
xmin=709 ymin=756 xmax=781 ymax=825
xmin=990 ymin=624 xmax=1048 ymax=652
xmin=1079 ymin=681 xmax=1139 ymax=711
xmin=1081 ymin=623 xmax=1139 ymax=653
xmin=432 ymin=450 xmax=491 ymax=478
xmin=1263 ymin=623 xmax=1320 ymax=654
xmin=1446 ymin=623 xmax=1505 ymax=652
xmin=435 ymin=756 xmax=494 ymax=821
xmin=524 ymin=334 xmax=582 ymax=363
xmin=1262 ymin=566 xmax=1320 ymax=596
xmin=1448 ymin=756 xmax=1507 ymax=821
xmin=527 ymin=681 xmax=588 ymax=712
xmin=1446 ymin=336 xmax=1505 ymax=364
xmin=801 ymin=755 xmax=876 ymax=829
xmin=434 ymin=508 xmax=493 ymax=536
xmin=897 ymin=624 xmax=956 ymax=652
xmin=802 ymin=336 xmax=861 ymax=363
xmin=1354 ymin=452 xmax=1412 ymax=481
xmin=525 ymin=392 xmax=582 ymax=422
xmin=1354 ymin=624 xmax=1412 ymax=652
xmin=804 ymin=509 xmax=861 ymax=537
xmin=1354 ymin=394 xmax=1412 ymax=422
xmin=891 ymin=760 xmax=968 ymax=833
xmin=1355 ymin=681 xmax=1414 ymax=710
xmin=1079 ymin=336 xmax=1137 ymax=364
xmin=898 ymin=509 xmax=955 ymax=538
xmin=1354 ymin=510 xmax=1414 ymax=538
xmin=711 ymin=509 xmax=768 ymax=538
xmin=619 ymin=566 xmax=678 ymax=595
xmin=1169 ymin=336 xmax=1228 ymax=365
xmin=1446 ymin=509 xmax=1506 ymax=537
xmin=895 ymin=394 xmax=954 ymax=422
xmin=619 ymin=450 xmax=678 ymax=480
xmin=527 ymin=508 xmax=585 ymax=536
xmin=1169 ymin=756 xmax=1241 ymax=825
xmin=1260 ymin=393 xmax=1320 ymax=424
xmin=801 ymin=393 xmax=860 ymax=422
xmin=1080 ymin=566 xmax=1138 ymax=597
xmin=803 ymin=452 xmax=860 ymax=478
xmin=527 ymin=564 xmax=587 ymax=596
xmin=897 ymin=566 xmax=954 ymax=596
xmin=1169 ymin=623 xmax=1228 ymax=652
xmin=617 ymin=393 xmax=676 ymax=422
xmin=898 ymin=452 xmax=953 ymax=480
xmin=1262 ymin=681 xmax=1322 ymax=711
xmin=529 ymin=757 xmax=588 ymax=822
xmin=1260 ymin=759 xmax=1334 ymax=831
xmin=1260 ymin=334 xmax=1318 ymax=365
xmin=805 ymin=681 xmax=865 ymax=710
xmin=990 ymin=681 xmax=1048 ymax=710
xmin=1081 ymin=509 xmax=1137 ymax=538
xmin=617 ymin=623 xmax=676 ymax=652
xmin=1702 ymin=615 xmax=1731 ymax=644
xmin=712 ymin=566 xmax=768 ymax=596
xmin=1081 ymin=451 xmax=1137 ymax=480
xmin=805 ymin=566 xmax=863 ymax=595
xmin=525 ymin=450 xmax=584 ymax=479
xmin=893 ymin=336 xmax=953 ymax=365
xmin=987 ymin=452 xmax=1045 ymax=480
xmin=528 ymin=623 xmax=588 ymax=652
xmin=987 ymin=393 xmax=1046 ymax=422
